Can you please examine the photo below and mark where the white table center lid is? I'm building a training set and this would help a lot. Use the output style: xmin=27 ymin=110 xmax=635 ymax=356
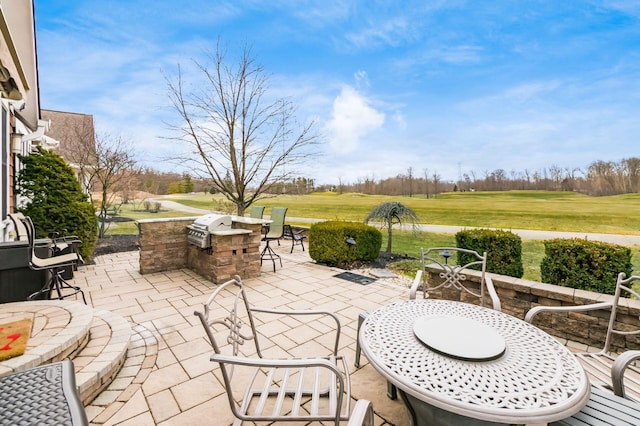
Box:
xmin=413 ymin=315 xmax=506 ymax=361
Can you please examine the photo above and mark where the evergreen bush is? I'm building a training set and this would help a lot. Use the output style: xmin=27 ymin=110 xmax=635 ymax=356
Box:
xmin=309 ymin=221 xmax=381 ymax=266
xmin=16 ymin=147 xmax=98 ymax=259
xmin=455 ymin=228 xmax=524 ymax=278
xmin=540 ymin=238 xmax=632 ymax=295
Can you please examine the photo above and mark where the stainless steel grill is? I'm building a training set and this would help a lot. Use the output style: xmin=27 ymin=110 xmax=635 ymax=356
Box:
xmin=187 ymin=214 xmax=232 ymax=249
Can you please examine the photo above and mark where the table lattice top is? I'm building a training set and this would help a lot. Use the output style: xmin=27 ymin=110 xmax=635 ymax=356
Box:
xmin=360 ymin=299 xmax=590 ymax=424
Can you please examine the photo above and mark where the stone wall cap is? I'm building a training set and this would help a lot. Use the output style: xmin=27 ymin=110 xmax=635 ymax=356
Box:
xmin=211 ymin=229 xmax=252 ymax=236
xmin=136 ymin=217 xmax=198 ymax=224
xmin=233 ymin=216 xmax=271 ymax=225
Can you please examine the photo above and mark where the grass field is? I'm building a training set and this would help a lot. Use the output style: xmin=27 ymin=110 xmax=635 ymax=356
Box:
xmin=163 ymin=190 xmax=640 ymax=235
xmin=106 ymin=191 xmax=640 ymax=281
xmin=101 ymin=202 xmax=197 ymax=235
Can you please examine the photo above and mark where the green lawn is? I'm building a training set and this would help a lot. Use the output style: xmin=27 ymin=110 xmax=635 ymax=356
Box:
xmin=162 ymin=190 xmax=640 ymax=235
xmin=107 ymin=191 xmax=640 ymax=281
xmin=379 ymin=230 xmax=640 ymax=281
xmin=101 ymin=202 xmax=199 ymax=235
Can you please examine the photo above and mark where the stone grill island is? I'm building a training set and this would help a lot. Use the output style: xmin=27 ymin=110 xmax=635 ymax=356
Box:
xmin=136 ymin=216 xmax=266 ymax=283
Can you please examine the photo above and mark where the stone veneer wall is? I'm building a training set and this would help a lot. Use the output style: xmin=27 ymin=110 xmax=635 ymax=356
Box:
xmin=137 ymin=217 xmax=195 ymax=274
xmin=424 ymin=264 xmax=640 ymax=354
xmin=186 ymin=220 xmax=263 ymax=283
xmin=137 ymin=217 xmax=263 ymax=283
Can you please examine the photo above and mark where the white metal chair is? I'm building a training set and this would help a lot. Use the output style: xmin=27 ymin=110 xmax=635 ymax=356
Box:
xmin=21 ymin=216 xmax=86 ymax=303
xmin=354 ymin=247 xmax=501 ymax=399
xmin=409 ymin=247 xmax=501 ymax=310
xmin=526 ymin=272 xmax=640 ymax=401
xmin=194 ymin=275 xmax=374 ymax=426
xmin=0 ymin=360 xmax=88 ymax=425
xmin=551 ymin=383 xmax=640 ymax=425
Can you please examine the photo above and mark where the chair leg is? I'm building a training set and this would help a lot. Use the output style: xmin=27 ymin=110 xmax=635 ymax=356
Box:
xmin=28 ymin=280 xmax=53 ymax=301
xmin=290 ymin=236 xmax=306 ymax=253
xmin=28 ymin=266 xmax=86 ymax=304
xmin=56 ymin=272 xmax=87 ymax=304
xmin=260 ymin=240 xmax=282 ymax=272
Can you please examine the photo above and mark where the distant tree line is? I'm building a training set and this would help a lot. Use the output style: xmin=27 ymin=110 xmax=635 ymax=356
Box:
xmin=127 ymin=156 xmax=640 ymax=198
xmin=74 ymin=151 xmax=640 ymax=202
xmin=317 ymin=157 xmax=640 ymax=197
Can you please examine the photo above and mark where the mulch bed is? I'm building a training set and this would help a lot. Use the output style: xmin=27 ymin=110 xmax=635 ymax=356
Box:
xmin=93 ymin=235 xmax=139 ymax=256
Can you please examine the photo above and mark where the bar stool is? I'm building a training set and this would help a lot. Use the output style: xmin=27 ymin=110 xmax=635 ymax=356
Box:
xmin=21 ymin=216 xmax=86 ymax=304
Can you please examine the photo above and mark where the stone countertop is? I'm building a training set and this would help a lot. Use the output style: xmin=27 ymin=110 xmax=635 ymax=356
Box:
xmin=136 ymin=215 xmax=270 ymax=225
xmin=210 ymin=229 xmax=252 ymax=236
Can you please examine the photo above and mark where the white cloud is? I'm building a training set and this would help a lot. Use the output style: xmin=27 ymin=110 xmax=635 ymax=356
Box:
xmin=354 ymin=70 xmax=370 ymax=89
xmin=393 ymin=111 xmax=407 ymax=130
xmin=344 ymin=17 xmax=415 ymax=49
xmin=324 ymin=86 xmax=385 ymax=154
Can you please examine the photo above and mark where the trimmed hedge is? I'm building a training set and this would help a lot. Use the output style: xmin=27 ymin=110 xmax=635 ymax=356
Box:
xmin=455 ymin=229 xmax=524 ymax=278
xmin=309 ymin=221 xmax=381 ymax=266
xmin=540 ymin=238 xmax=632 ymax=295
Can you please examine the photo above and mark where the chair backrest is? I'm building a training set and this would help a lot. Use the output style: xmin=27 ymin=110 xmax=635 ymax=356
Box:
xmin=603 ymin=273 xmax=640 ymax=353
xmin=194 ymin=274 xmax=262 ymax=355
xmin=265 ymin=207 xmax=287 ymax=239
xmin=19 ymin=215 xmax=75 ymax=269
xmin=417 ymin=247 xmax=501 ymax=311
xmin=249 ymin=205 xmax=265 ymax=219
xmin=18 ymin=215 xmax=43 ymax=269
xmin=8 ymin=213 xmax=28 ymax=241
xmin=194 ymin=276 xmax=263 ymax=407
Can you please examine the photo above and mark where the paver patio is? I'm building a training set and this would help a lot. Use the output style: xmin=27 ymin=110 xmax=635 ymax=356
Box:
xmin=71 ymin=241 xmax=412 ymax=425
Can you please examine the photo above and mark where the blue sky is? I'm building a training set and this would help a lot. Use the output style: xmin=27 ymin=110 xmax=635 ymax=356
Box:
xmin=35 ymin=0 xmax=640 ymax=184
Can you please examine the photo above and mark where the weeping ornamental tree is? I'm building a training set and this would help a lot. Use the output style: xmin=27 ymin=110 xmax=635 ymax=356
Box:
xmin=165 ymin=42 xmax=321 ymax=215
xmin=365 ymin=202 xmax=419 ymax=253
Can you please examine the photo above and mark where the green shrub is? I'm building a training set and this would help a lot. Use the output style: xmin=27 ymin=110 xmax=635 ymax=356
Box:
xmin=540 ymin=238 xmax=632 ymax=295
xmin=16 ymin=147 xmax=98 ymax=259
xmin=309 ymin=221 xmax=381 ymax=266
xmin=455 ymin=229 xmax=524 ymax=278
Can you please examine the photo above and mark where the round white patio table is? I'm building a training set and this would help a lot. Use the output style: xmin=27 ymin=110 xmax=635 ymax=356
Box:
xmin=359 ymin=299 xmax=591 ymax=425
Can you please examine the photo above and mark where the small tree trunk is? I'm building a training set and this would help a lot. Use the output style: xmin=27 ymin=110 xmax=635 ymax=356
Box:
xmin=98 ymin=188 xmax=108 ymax=238
xmin=386 ymin=219 xmax=393 ymax=253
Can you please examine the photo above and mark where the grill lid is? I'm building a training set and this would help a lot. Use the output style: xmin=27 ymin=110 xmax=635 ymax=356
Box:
xmin=192 ymin=214 xmax=232 ymax=231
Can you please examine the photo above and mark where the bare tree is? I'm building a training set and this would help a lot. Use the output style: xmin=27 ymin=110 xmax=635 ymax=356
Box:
xmin=620 ymin=157 xmax=640 ymax=193
xmin=91 ymin=133 xmax=137 ymax=237
xmin=432 ymin=172 xmax=441 ymax=196
xmin=165 ymin=43 xmax=321 ymax=215
xmin=423 ymin=168 xmax=429 ymax=198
